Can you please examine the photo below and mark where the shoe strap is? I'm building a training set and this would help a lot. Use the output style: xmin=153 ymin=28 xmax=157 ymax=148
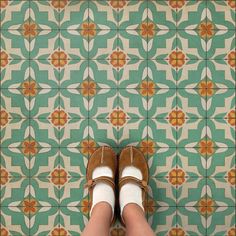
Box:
xmin=119 ymin=176 xmax=148 ymax=192
xmin=85 ymin=176 xmax=115 ymax=189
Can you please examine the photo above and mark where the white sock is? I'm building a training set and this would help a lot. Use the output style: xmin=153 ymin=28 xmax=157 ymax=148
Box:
xmin=90 ymin=166 xmax=115 ymax=217
xmin=119 ymin=166 xmax=144 ymax=216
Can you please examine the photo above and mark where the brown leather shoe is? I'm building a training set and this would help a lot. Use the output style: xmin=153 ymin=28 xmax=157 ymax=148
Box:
xmin=85 ymin=146 xmax=117 ymax=225
xmin=118 ymin=146 xmax=149 ymax=226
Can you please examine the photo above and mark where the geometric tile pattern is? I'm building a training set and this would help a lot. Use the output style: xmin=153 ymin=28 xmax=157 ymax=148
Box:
xmin=0 ymin=1 xmax=235 ymax=235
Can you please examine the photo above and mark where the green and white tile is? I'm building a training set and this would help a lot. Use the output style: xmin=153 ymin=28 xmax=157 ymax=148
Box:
xmin=0 ymin=0 xmax=235 ymax=235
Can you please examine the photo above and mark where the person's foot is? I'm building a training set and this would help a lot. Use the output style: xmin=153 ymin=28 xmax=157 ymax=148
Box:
xmin=118 ymin=146 xmax=149 ymax=225
xmin=85 ymin=146 xmax=117 ymax=224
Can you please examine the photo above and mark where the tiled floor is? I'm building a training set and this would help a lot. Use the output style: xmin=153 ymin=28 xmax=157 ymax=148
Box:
xmin=0 ymin=0 xmax=236 ymax=235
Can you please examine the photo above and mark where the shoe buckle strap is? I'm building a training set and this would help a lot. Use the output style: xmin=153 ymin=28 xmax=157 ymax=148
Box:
xmin=85 ymin=176 xmax=115 ymax=189
xmin=119 ymin=176 xmax=148 ymax=192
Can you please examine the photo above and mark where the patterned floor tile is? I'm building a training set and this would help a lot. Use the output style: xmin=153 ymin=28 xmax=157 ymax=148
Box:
xmin=206 ymin=177 xmax=235 ymax=207
xmin=177 ymin=206 xmax=207 ymax=236
xmin=56 ymin=148 xmax=87 ymax=177
xmin=118 ymin=0 xmax=148 ymax=30
xmin=148 ymin=89 xmax=176 ymax=118
xmin=206 ymin=207 xmax=235 ymax=236
xmin=29 ymin=89 xmax=60 ymax=118
xmin=118 ymin=118 xmax=148 ymax=147
xmin=207 ymin=118 xmax=236 ymax=147
xmin=0 ymin=0 xmax=235 ymax=235
xmin=177 ymin=30 xmax=207 ymax=60
xmin=30 ymin=177 xmax=60 ymax=206
xmin=30 ymin=30 xmax=60 ymax=60
xmin=58 ymin=207 xmax=88 ymax=236
xmin=177 ymin=119 xmax=207 ymax=148
xmin=176 ymin=0 xmax=206 ymax=30
xmin=1 ymin=148 xmax=30 ymax=177
xmin=88 ymin=118 xmax=119 ymax=147
xmin=119 ymin=30 xmax=148 ymax=59
xmin=148 ymin=147 xmax=177 ymax=178
xmin=0 ymin=206 xmax=30 ymax=235
xmin=1 ymin=177 xmax=30 ymax=207
xmin=149 ymin=177 xmax=177 ymax=207
xmin=206 ymin=147 xmax=235 ymax=177
xmin=206 ymin=89 xmax=235 ymax=119
xmin=177 ymin=177 xmax=207 ymax=207
xmin=30 ymin=1 xmax=60 ymax=29
xmin=148 ymin=60 xmax=176 ymax=89
xmin=29 ymin=206 xmax=60 ymax=236
xmin=177 ymin=148 xmax=207 ymax=177
xmin=206 ymin=59 xmax=236 ymax=89
xmin=59 ymin=89 xmax=89 ymax=118
xmin=177 ymin=88 xmax=207 ymax=118
xmin=88 ymin=1 xmax=118 ymax=29
xmin=148 ymin=206 xmax=177 ymax=235
xmin=29 ymin=118 xmax=60 ymax=148
xmin=206 ymin=0 xmax=236 ymax=29
xmin=148 ymin=118 xmax=178 ymax=147
xmin=59 ymin=1 xmax=89 ymax=30
xmin=176 ymin=60 xmax=207 ymax=88
xmin=0 ymin=119 xmax=31 ymax=148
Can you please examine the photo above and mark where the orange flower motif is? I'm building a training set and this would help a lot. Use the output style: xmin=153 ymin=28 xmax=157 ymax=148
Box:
xmin=144 ymin=199 xmax=155 ymax=214
xmin=228 ymin=228 xmax=236 ymax=236
xmin=227 ymin=0 xmax=236 ymax=9
xmin=139 ymin=80 xmax=156 ymax=97
xmin=22 ymin=21 xmax=38 ymax=39
xmin=140 ymin=22 xmax=156 ymax=38
xmin=109 ymin=0 xmax=127 ymax=9
xmin=168 ymin=110 xmax=185 ymax=127
xmin=0 ymin=168 xmax=9 ymax=185
xmin=50 ymin=110 xmax=68 ymax=127
xmin=0 ymin=228 xmax=9 ymax=236
xmin=51 ymin=0 xmax=68 ymax=9
xmin=51 ymin=227 xmax=68 ymax=236
xmin=169 ymin=228 xmax=185 ymax=236
xmin=110 ymin=109 xmax=126 ymax=126
xmin=21 ymin=139 xmax=38 ymax=157
xmin=0 ymin=51 xmax=9 ymax=67
xmin=198 ymin=80 xmax=215 ymax=97
xmin=198 ymin=21 xmax=215 ymax=39
xmin=198 ymin=139 xmax=215 ymax=156
xmin=110 ymin=50 xmax=126 ymax=68
xmin=197 ymin=197 xmax=216 ymax=216
xmin=81 ymin=80 xmax=96 ymax=97
xmin=51 ymin=169 xmax=68 ymax=185
xmin=0 ymin=110 xmax=9 ymax=127
xmin=80 ymin=199 xmax=90 ymax=215
xmin=22 ymin=198 xmax=38 ymax=214
xmin=169 ymin=51 xmax=185 ymax=68
xmin=51 ymin=51 xmax=68 ymax=68
xmin=110 ymin=228 xmax=126 ymax=236
xmin=21 ymin=80 xmax=38 ymax=97
xmin=228 ymin=51 xmax=236 ymax=68
xmin=139 ymin=140 xmax=155 ymax=156
xmin=169 ymin=0 xmax=185 ymax=9
xmin=227 ymin=110 xmax=236 ymax=126
xmin=81 ymin=22 xmax=97 ymax=38
xmin=80 ymin=140 xmax=96 ymax=156
xmin=168 ymin=168 xmax=186 ymax=186
xmin=227 ymin=168 xmax=236 ymax=186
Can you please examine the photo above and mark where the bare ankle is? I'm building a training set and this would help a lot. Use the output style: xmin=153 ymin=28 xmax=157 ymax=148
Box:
xmin=122 ymin=203 xmax=145 ymax=224
xmin=91 ymin=202 xmax=112 ymax=222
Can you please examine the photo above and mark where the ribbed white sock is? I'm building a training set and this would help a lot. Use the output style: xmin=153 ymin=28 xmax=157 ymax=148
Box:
xmin=119 ymin=166 xmax=144 ymax=216
xmin=90 ymin=166 xmax=115 ymax=217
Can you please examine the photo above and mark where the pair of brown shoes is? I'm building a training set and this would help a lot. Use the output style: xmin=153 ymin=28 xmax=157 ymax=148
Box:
xmin=85 ymin=146 xmax=149 ymax=225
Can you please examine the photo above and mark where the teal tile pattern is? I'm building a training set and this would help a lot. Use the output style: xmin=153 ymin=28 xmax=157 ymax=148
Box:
xmin=0 ymin=0 xmax=235 ymax=235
